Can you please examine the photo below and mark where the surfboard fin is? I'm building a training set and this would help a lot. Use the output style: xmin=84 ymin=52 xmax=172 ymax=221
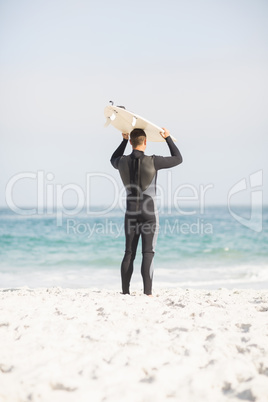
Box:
xmin=132 ymin=116 xmax=137 ymax=127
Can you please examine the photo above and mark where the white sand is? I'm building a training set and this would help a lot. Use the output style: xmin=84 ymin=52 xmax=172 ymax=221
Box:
xmin=0 ymin=287 xmax=268 ymax=402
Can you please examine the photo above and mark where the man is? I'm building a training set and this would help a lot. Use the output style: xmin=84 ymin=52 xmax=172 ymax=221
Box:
xmin=111 ymin=128 xmax=183 ymax=296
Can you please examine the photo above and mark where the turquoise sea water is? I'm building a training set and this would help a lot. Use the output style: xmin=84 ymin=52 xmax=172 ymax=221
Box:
xmin=0 ymin=206 xmax=267 ymax=289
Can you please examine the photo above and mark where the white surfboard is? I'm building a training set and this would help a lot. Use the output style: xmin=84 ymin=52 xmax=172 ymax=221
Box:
xmin=104 ymin=103 xmax=176 ymax=142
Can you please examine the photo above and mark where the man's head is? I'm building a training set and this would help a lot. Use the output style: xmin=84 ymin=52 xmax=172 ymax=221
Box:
xmin=130 ymin=128 xmax=147 ymax=150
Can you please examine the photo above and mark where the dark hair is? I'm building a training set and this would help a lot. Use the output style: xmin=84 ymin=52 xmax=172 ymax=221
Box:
xmin=130 ymin=128 xmax=146 ymax=148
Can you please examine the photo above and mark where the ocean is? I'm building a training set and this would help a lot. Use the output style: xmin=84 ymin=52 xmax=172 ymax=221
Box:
xmin=0 ymin=206 xmax=267 ymax=290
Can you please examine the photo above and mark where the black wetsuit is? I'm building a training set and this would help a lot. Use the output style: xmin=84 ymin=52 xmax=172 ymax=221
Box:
xmin=111 ymin=136 xmax=183 ymax=295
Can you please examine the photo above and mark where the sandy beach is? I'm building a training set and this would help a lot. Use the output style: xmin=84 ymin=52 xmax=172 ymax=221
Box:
xmin=0 ymin=287 xmax=268 ymax=402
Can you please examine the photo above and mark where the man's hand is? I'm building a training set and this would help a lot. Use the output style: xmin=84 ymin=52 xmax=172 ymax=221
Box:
xmin=122 ymin=133 xmax=129 ymax=140
xmin=160 ymin=128 xmax=170 ymax=139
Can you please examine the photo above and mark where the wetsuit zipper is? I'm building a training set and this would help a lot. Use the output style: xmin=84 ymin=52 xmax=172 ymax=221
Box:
xmin=136 ymin=158 xmax=141 ymax=212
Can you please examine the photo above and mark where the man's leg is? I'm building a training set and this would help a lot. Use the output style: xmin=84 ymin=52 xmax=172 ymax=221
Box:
xmin=140 ymin=215 xmax=158 ymax=295
xmin=121 ymin=214 xmax=140 ymax=294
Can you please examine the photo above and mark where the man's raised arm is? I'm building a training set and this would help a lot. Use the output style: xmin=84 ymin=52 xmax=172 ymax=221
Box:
xmin=110 ymin=133 xmax=129 ymax=169
xmin=154 ymin=128 xmax=183 ymax=170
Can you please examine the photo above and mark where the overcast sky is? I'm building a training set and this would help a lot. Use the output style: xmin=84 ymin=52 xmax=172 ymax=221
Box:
xmin=1 ymin=0 xmax=267 ymax=211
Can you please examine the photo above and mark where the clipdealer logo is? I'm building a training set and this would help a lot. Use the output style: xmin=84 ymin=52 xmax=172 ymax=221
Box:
xmin=5 ymin=169 xmax=264 ymax=232
xmin=227 ymin=170 xmax=263 ymax=232
xmin=5 ymin=170 xmax=214 ymax=226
